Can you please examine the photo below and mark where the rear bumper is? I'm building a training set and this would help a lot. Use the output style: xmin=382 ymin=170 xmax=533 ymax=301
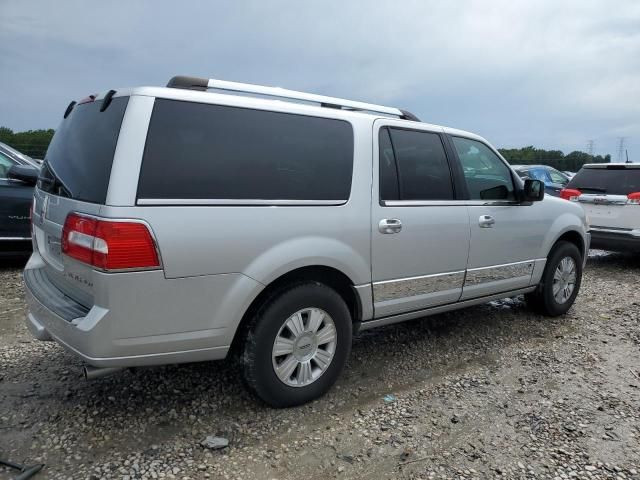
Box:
xmin=589 ymin=228 xmax=640 ymax=253
xmin=23 ymin=252 xmax=263 ymax=368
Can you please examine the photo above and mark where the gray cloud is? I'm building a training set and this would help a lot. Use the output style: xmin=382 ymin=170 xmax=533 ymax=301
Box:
xmin=1 ymin=0 xmax=638 ymax=158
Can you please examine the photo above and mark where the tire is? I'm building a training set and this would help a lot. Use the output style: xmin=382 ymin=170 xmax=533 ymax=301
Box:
xmin=241 ymin=282 xmax=352 ymax=408
xmin=525 ymin=241 xmax=583 ymax=316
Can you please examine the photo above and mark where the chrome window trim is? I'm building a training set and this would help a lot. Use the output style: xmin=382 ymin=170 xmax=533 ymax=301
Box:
xmin=0 ymin=236 xmax=32 ymax=241
xmin=373 ymin=270 xmax=465 ymax=302
xmin=0 ymin=178 xmax=25 ymax=183
xmin=137 ymin=198 xmax=347 ymax=206
xmin=382 ymin=200 xmax=522 ymax=207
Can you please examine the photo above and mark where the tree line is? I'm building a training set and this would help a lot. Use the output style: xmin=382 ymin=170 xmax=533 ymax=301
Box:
xmin=498 ymin=146 xmax=611 ymax=172
xmin=0 ymin=127 xmax=55 ymax=159
xmin=0 ymin=127 xmax=613 ymax=172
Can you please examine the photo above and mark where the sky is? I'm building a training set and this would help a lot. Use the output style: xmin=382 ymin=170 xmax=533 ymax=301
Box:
xmin=1 ymin=0 xmax=639 ymax=160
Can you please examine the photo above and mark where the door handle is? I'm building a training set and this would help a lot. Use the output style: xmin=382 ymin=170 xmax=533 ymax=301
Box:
xmin=379 ymin=218 xmax=402 ymax=234
xmin=478 ymin=215 xmax=495 ymax=228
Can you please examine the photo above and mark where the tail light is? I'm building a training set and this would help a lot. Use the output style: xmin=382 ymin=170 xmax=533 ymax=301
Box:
xmin=628 ymin=192 xmax=640 ymax=204
xmin=560 ymin=188 xmax=581 ymax=201
xmin=62 ymin=213 xmax=160 ymax=272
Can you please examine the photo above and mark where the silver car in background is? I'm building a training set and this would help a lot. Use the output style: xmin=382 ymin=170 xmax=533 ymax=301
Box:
xmin=24 ymin=76 xmax=590 ymax=407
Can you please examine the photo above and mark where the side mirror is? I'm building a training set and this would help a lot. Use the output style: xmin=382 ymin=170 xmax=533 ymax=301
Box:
xmin=7 ymin=164 xmax=39 ymax=186
xmin=523 ymin=179 xmax=544 ymax=202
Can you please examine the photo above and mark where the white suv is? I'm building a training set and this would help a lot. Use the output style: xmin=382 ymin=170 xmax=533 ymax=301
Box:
xmin=24 ymin=75 xmax=590 ymax=407
xmin=561 ymin=163 xmax=640 ymax=253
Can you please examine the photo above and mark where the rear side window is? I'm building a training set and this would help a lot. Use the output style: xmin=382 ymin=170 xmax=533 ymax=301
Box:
xmin=379 ymin=128 xmax=400 ymax=200
xmin=567 ymin=167 xmax=640 ymax=195
xmin=379 ymin=127 xmax=454 ymax=201
xmin=138 ymin=99 xmax=354 ymax=201
xmin=40 ymin=97 xmax=129 ymax=203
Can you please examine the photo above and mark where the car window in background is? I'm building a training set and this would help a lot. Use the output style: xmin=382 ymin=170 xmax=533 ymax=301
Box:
xmin=0 ymin=151 xmax=15 ymax=178
xmin=0 ymin=142 xmax=32 ymax=165
xmin=528 ymin=168 xmax=549 ymax=183
xmin=452 ymin=136 xmax=515 ymax=200
xmin=567 ymin=168 xmax=640 ymax=195
xmin=548 ymin=168 xmax=569 ymax=185
xmin=384 ymin=128 xmax=454 ymax=200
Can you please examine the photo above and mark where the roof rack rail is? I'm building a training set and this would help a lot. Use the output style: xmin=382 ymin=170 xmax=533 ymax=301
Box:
xmin=166 ymin=75 xmax=420 ymax=121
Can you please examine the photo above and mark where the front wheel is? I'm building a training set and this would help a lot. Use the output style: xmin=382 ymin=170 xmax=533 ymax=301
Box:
xmin=525 ymin=241 xmax=583 ymax=316
xmin=241 ymin=282 xmax=352 ymax=407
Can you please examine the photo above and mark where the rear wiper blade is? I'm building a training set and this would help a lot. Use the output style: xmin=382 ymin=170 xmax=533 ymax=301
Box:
xmin=41 ymin=162 xmax=74 ymax=198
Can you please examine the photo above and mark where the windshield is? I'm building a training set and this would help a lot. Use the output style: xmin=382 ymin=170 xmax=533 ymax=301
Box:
xmin=39 ymin=96 xmax=128 ymax=203
xmin=567 ymin=167 xmax=640 ymax=195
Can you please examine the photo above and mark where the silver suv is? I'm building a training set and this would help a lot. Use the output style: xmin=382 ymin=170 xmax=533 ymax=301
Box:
xmin=24 ymin=76 xmax=590 ymax=407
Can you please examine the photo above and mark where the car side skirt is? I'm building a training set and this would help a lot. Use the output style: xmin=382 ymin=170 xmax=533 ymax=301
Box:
xmin=359 ymin=286 xmax=537 ymax=331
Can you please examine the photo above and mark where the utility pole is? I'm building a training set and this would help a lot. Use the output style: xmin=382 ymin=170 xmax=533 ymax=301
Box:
xmin=586 ymin=140 xmax=594 ymax=157
xmin=616 ymin=137 xmax=626 ymax=163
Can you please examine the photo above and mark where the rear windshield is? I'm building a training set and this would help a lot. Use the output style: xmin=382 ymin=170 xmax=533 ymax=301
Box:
xmin=138 ymin=99 xmax=354 ymax=201
xmin=567 ymin=167 xmax=640 ymax=195
xmin=39 ymin=96 xmax=129 ymax=203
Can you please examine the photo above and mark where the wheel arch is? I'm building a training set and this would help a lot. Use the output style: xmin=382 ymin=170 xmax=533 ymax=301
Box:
xmin=554 ymin=230 xmax=586 ymax=258
xmin=230 ymin=265 xmax=365 ymax=354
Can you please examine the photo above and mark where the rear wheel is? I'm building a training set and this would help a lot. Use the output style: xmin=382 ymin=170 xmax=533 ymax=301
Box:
xmin=241 ymin=282 xmax=352 ymax=407
xmin=525 ymin=241 xmax=583 ymax=316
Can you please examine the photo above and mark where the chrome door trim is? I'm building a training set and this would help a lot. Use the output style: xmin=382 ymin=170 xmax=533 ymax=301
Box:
xmin=137 ymin=198 xmax=347 ymax=206
xmin=0 ymin=236 xmax=32 ymax=241
xmin=361 ymin=286 xmax=537 ymax=330
xmin=373 ymin=270 xmax=465 ymax=302
xmin=464 ymin=259 xmax=538 ymax=286
xmin=590 ymin=226 xmax=640 ymax=237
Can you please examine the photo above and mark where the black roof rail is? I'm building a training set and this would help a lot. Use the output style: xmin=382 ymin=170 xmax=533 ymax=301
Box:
xmin=166 ymin=75 xmax=208 ymax=91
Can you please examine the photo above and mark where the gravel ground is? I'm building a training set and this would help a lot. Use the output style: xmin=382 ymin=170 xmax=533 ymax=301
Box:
xmin=1 ymin=252 xmax=639 ymax=480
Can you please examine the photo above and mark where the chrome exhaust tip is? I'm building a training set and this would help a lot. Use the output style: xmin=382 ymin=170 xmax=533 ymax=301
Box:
xmin=82 ymin=365 xmax=124 ymax=380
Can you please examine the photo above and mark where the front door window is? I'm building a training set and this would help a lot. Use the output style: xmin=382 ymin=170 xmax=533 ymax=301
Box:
xmin=451 ymin=137 xmax=515 ymax=201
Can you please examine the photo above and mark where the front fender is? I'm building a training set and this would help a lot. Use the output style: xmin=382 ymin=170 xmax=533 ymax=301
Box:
xmin=539 ymin=211 xmax=589 ymax=259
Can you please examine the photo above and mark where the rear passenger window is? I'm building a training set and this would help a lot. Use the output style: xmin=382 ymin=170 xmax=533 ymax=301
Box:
xmin=138 ymin=99 xmax=354 ymax=201
xmin=452 ymin=137 xmax=515 ymax=201
xmin=379 ymin=128 xmax=399 ymax=200
xmin=379 ymin=128 xmax=454 ymax=201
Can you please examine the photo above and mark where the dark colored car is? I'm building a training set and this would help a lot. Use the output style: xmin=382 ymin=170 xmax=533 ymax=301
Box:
xmin=0 ymin=142 xmax=40 ymax=256
xmin=512 ymin=165 xmax=570 ymax=197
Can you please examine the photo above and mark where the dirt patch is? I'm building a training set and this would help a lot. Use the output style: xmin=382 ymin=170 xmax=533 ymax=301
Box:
xmin=1 ymin=253 xmax=639 ymax=479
